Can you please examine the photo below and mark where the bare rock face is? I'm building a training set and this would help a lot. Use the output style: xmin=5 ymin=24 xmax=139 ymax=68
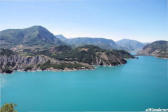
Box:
xmin=0 ymin=54 xmax=93 ymax=73
xmin=93 ymin=52 xmax=126 ymax=66
xmin=0 ymin=55 xmax=52 ymax=73
xmin=0 ymin=49 xmax=93 ymax=73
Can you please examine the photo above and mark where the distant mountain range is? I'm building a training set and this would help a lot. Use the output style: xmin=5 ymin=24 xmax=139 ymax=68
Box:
xmin=137 ymin=40 xmax=168 ymax=58
xmin=56 ymin=35 xmax=119 ymax=49
xmin=0 ymin=25 xmax=147 ymax=52
xmin=55 ymin=35 xmax=146 ymax=51
xmin=0 ymin=25 xmax=166 ymax=56
xmin=116 ymin=39 xmax=146 ymax=51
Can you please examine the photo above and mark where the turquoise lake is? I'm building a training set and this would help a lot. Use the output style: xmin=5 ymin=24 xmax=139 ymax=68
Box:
xmin=0 ymin=56 xmax=168 ymax=112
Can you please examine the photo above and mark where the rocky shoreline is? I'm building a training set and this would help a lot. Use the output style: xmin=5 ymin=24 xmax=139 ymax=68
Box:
xmin=0 ymin=63 xmax=130 ymax=74
xmin=0 ymin=56 xmax=94 ymax=74
xmin=0 ymin=67 xmax=95 ymax=74
xmin=0 ymin=46 xmax=134 ymax=74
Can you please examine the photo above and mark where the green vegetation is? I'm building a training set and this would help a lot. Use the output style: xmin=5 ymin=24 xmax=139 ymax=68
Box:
xmin=0 ymin=49 xmax=15 ymax=56
xmin=0 ymin=62 xmax=15 ymax=73
xmin=0 ymin=104 xmax=17 ymax=112
xmin=57 ymin=36 xmax=119 ymax=49
xmin=38 ymin=61 xmax=87 ymax=70
xmin=1 ymin=66 xmax=13 ymax=73
xmin=116 ymin=39 xmax=145 ymax=51
xmin=52 ymin=45 xmax=100 ymax=63
xmin=143 ymin=41 xmax=167 ymax=51
xmin=0 ymin=26 xmax=63 ymax=49
xmin=106 ymin=49 xmax=134 ymax=58
xmin=24 ymin=66 xmax=33 ymax=71
xmin=36 ymin=45 xmax=133 ymax=64
xmin=0 ymin=45 xmax=134 ymax=73
xmin=139 ymin=40 xmax=168 ymax=58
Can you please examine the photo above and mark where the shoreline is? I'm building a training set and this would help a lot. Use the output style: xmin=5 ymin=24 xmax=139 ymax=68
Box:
xmin=0 ymin=63 xmax=127 ymax=74
xmin=135 ymin=55 xmax=168 ymax=59
xmin=0 ymin=67 xmax=96 ymax=75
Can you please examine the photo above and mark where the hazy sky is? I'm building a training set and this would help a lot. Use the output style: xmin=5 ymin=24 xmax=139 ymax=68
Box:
xmin=0 ymin=0 xmax=167 ymax=42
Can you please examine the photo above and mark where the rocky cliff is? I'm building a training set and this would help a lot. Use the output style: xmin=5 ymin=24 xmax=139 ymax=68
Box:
xmin=0 ymin=55 xmax=50 ymax=73
xmin=0 ymin=49 xmax=93 ymax=73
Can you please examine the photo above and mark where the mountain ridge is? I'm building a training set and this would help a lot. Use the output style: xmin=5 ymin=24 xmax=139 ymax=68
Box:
xmin=55 ymin=35 xmax=120 ymax=50
xmin=137 ymin=40 xmax=168 ymax=58
xmin=0 ymin=26 xmax=64 ymax=49
xmin=0 ymin=26 xmax=149 ymax=51
xmin=0 ymin=45 xmax=134 ymax=73
xmin=116 ymin=39 xmax=145 ymax=51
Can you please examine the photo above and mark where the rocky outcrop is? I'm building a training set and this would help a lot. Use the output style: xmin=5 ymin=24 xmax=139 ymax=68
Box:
xmin=34 ymin=45 xmax=134 ymax=67
xmin=0 ymin=46 xmax=134 ymax=73
xmin=0 ymin=49 xmax=94 ymax=73
xmin=91 ymin=52 xmax=126 ymax=66
xmin=137 ymin=41 xmax=168 ymax=58
xmin=0 ymin=55 xmax=51 ymax=73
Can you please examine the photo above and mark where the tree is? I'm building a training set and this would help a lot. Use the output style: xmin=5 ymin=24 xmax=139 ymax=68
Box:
xmin=0 ymin=104 xmax=17 ymax=112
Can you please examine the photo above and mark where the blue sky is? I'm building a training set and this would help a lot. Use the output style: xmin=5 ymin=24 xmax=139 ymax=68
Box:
xmin=0 ymin=0 xmax=167 ymax=42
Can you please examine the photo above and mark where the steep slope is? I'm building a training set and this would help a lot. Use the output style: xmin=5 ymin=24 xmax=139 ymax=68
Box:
xmin=0 ymin=26 xmax=63 ymax=49
xmin=0 ymin=48 xmax=93 ymax=73
xmin=0 ymin=45 xmax=134 ymax=73
xmin=0 ymin=26 xmax=135 ymax=73
xmin=55 ymin=36 xmax=119 ymax=50
xmin=116 ymin=39 xmax=145 ymax=51
xmin=35 ymin=45 xmax=134 ymax=65
xmin=137 ymin=40 xmax=168 ymax=58
xmin=0 ymin=44 xmax=134 ymax=73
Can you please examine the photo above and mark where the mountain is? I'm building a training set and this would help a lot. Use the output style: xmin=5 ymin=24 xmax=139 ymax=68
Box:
xmin=0 ymin=26 xmax=135 ymax=73
xmin=137 ymin=40 xmax=168 ymax=58
xmin=35 ymin=45 xmax=134 ymax=65
xmin=0 ymin=45 xmax=134 ymax=73
xmin=116 ymin=39 xmax=145 ymax=51
xmin=55 ymin=34 xmax=67 ymax=41
xmin=55 ymin=36 xmax=119 ymax=50
xmin=0 ymin=26 xmax=63 ymax=49
xmin=0 ymin=48 xmax=93 ymax=73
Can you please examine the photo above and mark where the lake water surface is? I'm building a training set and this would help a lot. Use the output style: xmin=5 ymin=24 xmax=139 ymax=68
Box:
xmin=0 ymin=56 xmax=168 ymax=112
